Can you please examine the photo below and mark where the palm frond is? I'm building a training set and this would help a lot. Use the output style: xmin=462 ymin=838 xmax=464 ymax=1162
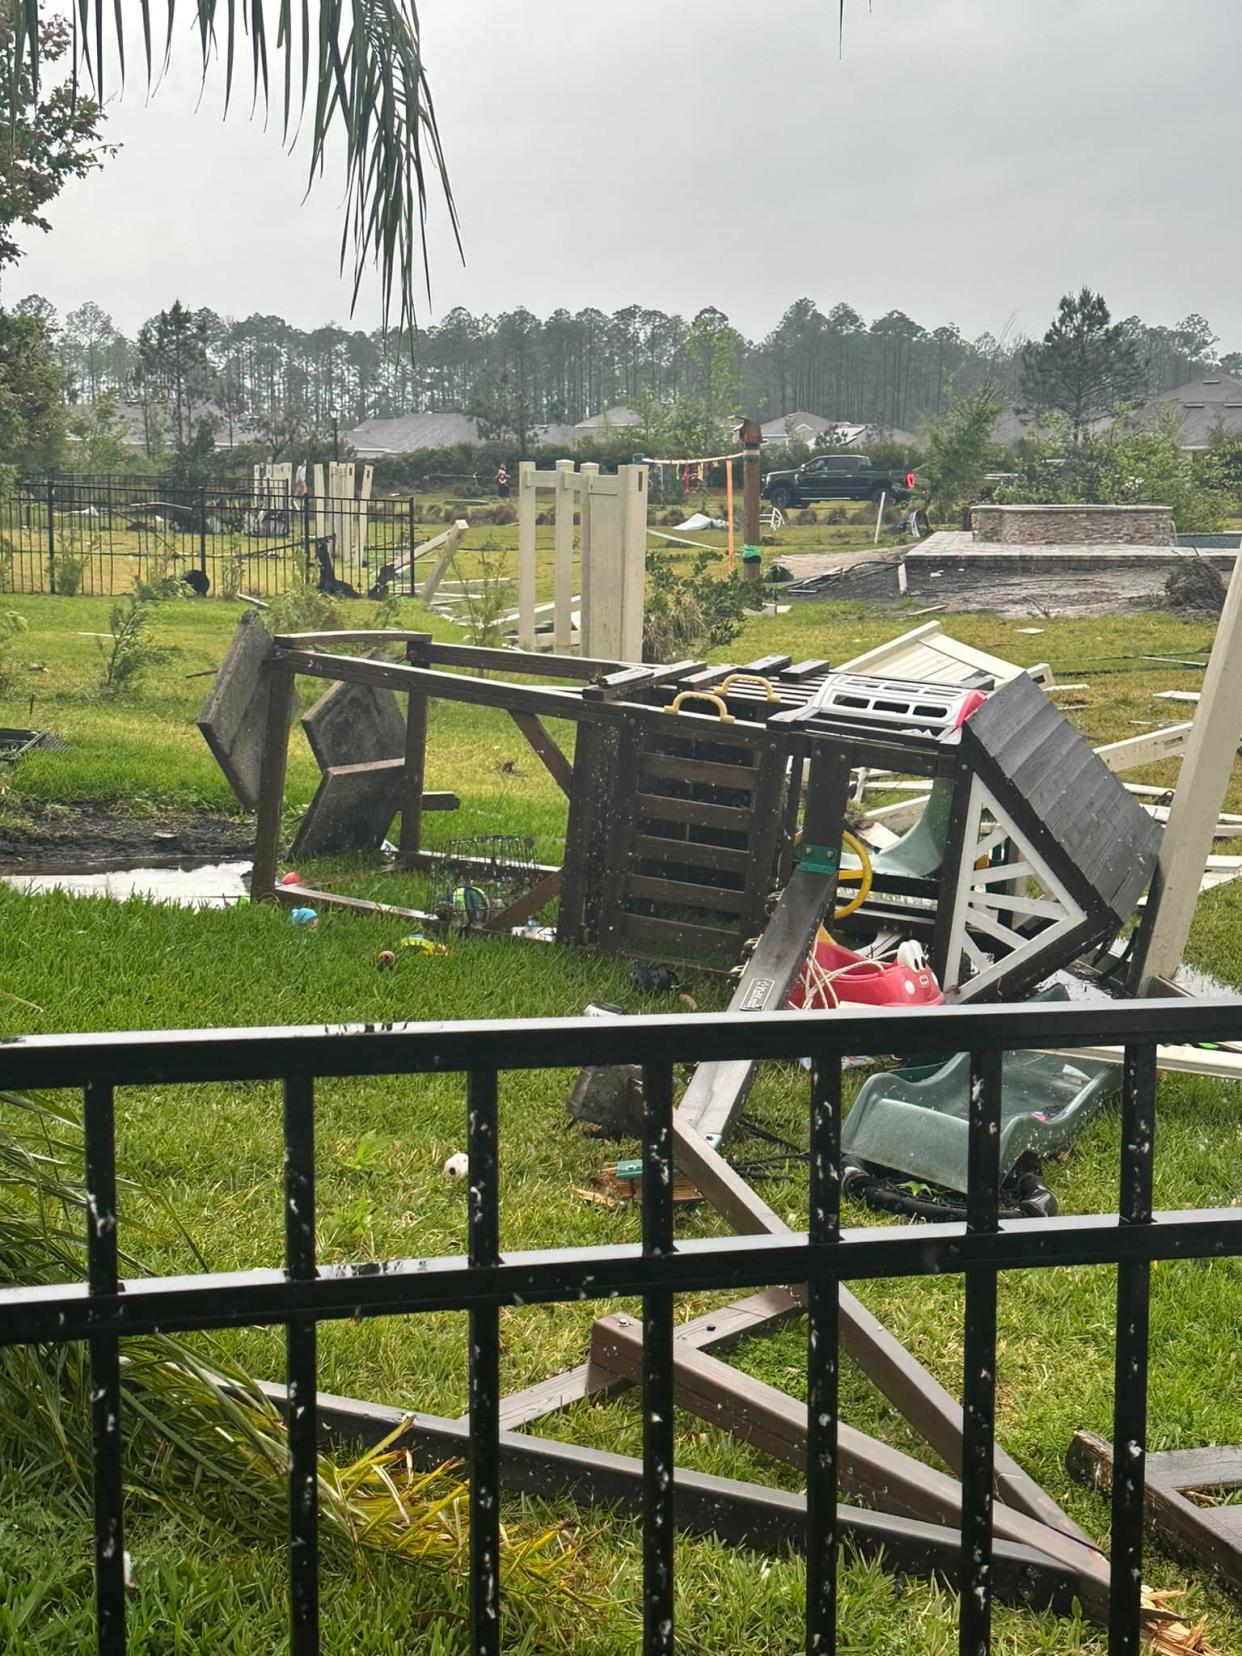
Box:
xmin=9 ymin=0 xmax=459 ymax=330
xmin=0 ymin=1090 xmax=583 ymax=1606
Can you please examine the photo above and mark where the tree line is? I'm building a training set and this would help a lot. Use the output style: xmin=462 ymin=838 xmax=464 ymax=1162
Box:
xmin=12 ymin=291 xmax=1234 ymax=461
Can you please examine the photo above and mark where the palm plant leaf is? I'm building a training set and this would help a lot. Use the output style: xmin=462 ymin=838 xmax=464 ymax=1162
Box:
xmin=7 ymin=0 xmax=459 ymax=329
xmin=0 ymin=1089 xmax=582 ymax=1608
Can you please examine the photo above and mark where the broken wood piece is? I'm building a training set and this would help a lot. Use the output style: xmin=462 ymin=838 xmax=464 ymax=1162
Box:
xmin=1068 ymin=1431 xmax=1228 ymax=1649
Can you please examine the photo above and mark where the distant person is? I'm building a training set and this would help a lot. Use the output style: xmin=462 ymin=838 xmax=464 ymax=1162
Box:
xmin=496 ymin=464 xmax=510 ymax=499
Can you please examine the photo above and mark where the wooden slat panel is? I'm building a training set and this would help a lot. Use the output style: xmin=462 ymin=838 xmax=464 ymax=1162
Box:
xmin=635 ymin=793 xmax=754 ymax=831
xmin=640 ymin=753 xmax=759 ymax=789
xmin=621 ymin=913 xmax=739 ymax=955
xmin=632 ymin=834 xmax=751 ymax=873
xmin=626 ymin=875 xmax=748 ymax=914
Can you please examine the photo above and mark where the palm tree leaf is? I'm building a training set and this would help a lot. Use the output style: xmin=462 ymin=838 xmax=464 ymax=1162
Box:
xmin=6 ymin=0 xmax=459 ymax=330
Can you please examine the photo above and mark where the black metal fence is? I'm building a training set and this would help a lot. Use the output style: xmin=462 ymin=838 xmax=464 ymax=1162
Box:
xmin=2 ymin=995 xmax=1241 ymax=1654
xmin=0 ymin=477 xmax=418 ymax=599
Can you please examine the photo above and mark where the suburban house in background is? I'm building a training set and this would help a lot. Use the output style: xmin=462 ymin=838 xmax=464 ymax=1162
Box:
xmin=1142 ymin=372 xmax=1242 ymax=449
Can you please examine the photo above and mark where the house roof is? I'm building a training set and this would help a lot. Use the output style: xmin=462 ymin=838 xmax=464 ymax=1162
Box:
xmin=573 ymin=405 xmax=642 ymax=431
xmin=343 ymin=410 xmax=480 ymax=455
xmin=532 ymin=422 xmax=581 ymax=450
xmin=1133 ymin=374 xmax=1242 ymax=449
xmin=1148 ymin=372 xmax=1242 ymax=409
xmin=760 ymin=411 xmax=844 ymax=440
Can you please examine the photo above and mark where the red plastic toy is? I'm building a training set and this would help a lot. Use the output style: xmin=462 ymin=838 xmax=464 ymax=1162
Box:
xmin=787 ymin=929 xmax=944 ymax=1011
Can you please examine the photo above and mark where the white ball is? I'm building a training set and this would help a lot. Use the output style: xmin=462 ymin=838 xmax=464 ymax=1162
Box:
xmin=443 ymin=1152 xmax=469 ymax=1180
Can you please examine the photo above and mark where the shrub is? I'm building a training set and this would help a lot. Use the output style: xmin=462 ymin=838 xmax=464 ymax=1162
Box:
xmin=642 ymin=548 xmax=762 ymax=662
xmin=795 ymin=508 xmax=818 ymax=525
xmin=96 ymin=596 xmax=168 ymax=697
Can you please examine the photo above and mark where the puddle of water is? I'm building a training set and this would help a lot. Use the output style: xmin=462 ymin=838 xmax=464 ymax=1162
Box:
xmin=1172 ymin=961 xmax=1238 ymax=999
xmin=3 ymin=860 xmax=252 ymax=909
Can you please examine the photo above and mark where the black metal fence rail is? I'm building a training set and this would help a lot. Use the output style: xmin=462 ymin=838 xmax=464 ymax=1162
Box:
xmin=0 ymin=477 xmax=418 ymax=599
xmin=3 ymin=995 xmax=1242 ymax=1655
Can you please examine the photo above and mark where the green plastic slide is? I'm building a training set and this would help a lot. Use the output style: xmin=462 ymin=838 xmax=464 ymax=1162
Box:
xmin=841 ymin=991 xmax=1119 ymax=1193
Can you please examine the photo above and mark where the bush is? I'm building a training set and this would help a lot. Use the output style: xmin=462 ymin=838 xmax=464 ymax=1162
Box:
xmin=95 ymin=597 xmax=168 ymax=697
xmin=642 ymin=548 xmax=762 ymax=662
xmin=795 ymin=508 xmax=818 ymax=525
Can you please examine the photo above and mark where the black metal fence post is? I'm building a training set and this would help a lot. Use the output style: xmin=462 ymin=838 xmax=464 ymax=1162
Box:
xmin=84 ymin=1081 xmax=125 ymax=1655
xmin=198 ymin=487 xmax=208 ymax=584
xmin=641 ymin=1060 xmax=676 ymax=1656
xmin=1109 ymin=1044 xmax=1158 ymax=1656
xmin=960 ymin=1048 xmax=1003 ymax=1656
xmin=303 ymin=494 xmax=313 ymax=584
xmin=46 ymin=478 xmax=56 ymax=594
xmin=283 ymin=1075 xmax=319 ymax=1654
xmin=806 ymin=1052 xmax=842 ymax=1656
xmin=467 ymin=1068 xmax=502 ymax=1656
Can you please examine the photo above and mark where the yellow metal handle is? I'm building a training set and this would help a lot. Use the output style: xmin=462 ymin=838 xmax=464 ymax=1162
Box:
xmin=834 ymin=830 xmax=874 ymax=919
xmin=665 ymin=690 xmax=734 ymax=721
xmin=792 ymin=828 xmax=875 ymax=919
xmin=718 ymin=673 xmax=778 ymax=701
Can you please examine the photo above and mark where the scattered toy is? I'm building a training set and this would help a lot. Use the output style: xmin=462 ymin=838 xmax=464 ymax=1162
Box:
xmin=280 ymin=871 xmax=303 ymax=886
xmin=443 ymin=1152 xmax=469 ymax=1179
xmin=377 ymin=949 xmax=396 ymax=969
xmin=399 ymin=933 xmax=448 ymax=956
xmin=290 ymin=907 xmax=319 ymax=929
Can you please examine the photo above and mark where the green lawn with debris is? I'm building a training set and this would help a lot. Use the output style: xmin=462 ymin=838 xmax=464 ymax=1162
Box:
xmin=2 ymin=590 xmax=1242 ymax=1652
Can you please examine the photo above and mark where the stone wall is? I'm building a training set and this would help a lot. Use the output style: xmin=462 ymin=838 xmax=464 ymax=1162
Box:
xmin=970 ymin=503 xmax=1175 ymax=545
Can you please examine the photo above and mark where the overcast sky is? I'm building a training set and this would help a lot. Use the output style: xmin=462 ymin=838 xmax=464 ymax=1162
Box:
xmin=8 ymin=0 xmax=1242 ymax=350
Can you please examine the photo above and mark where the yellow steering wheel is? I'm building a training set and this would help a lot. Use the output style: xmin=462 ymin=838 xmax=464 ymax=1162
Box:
xmin=835 ymin=830 xmax=874 ymax=919
xmin=793 ymin=828 xmax=874 ymax=919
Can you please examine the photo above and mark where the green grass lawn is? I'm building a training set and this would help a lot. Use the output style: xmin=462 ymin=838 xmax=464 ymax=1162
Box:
xmin=2 ymin=591 xmax=1242 ymax=1651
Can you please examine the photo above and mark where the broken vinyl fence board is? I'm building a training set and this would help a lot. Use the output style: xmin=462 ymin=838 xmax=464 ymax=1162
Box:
xmin=270 ymin=885 xmax=435 ymax=924
xmin=419 ymin=520 xmax=472 ymax=603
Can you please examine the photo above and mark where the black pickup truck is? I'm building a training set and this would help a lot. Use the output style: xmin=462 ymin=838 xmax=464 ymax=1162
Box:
xmin=762 ymin=454 xmax=916 ymax=510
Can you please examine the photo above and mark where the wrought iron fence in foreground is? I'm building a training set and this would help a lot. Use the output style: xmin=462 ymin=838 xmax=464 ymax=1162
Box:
xmin=0 ymin=477 xmax=418 ymax=599
xmin=2 ymin=996 xmax=1241 ymax=1654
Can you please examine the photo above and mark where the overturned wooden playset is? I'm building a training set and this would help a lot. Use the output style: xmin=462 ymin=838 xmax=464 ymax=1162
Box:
xmin=195 ymin=610 xmax=1236 ymax=1644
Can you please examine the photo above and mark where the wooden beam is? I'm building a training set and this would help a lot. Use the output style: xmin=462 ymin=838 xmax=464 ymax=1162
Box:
xmin=273 ymin=650 xmax=593 ymax=723
xmin=509 ymin=710 xmax=574 ymax=798
xmin=251 ymin=662 xmax=296 ymax=895
xmin=399 ymin=637 xmax=431 ymax=866
xmin=482 ymin=869 xmax=563 ymax=933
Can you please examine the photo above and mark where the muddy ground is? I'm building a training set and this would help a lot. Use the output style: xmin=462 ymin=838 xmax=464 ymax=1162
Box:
xmin=0 ymin=802 xmax=253 ymax=873
xmin=781 ymin=550 xmax=1205 ymax=618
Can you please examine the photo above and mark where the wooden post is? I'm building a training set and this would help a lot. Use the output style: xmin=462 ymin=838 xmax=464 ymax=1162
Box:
xmin=398 ymin=637 xmax=431 ymax=867
xmin=741 ymin=418 xmax=762 ymax=555
xmin=517 ymin=461 xmax=537 ymax=650
xmin=553 ymin=459 xmax=575 ymax=652
xmin=725 ymin=459 xmax=735 ymax=570
xmin=578 ymin=461 xmax=599 ymax=655
xmin=1131 ymin=554 xmax=1242 ymax=990
xmin=251 ymin=662 xmax=297 ymax=896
